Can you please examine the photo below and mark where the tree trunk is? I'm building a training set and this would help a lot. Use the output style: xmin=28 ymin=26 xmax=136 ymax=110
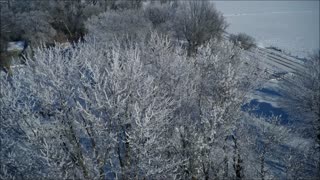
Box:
xmin=223 ymin=141 xmax=229 ymax=179
xmin=232 ymin=136 xmax=243 ymax=180
xmin=260 ymin=147 xmax=266 ymax=180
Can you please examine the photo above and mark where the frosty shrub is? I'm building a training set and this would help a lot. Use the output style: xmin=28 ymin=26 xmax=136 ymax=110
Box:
xmin=14 ymin=11 xmax=57 ymax=47
xmin=48 ymin=0 xmax=88 ymax=42
xmin=0 ymin=0 xmax=103 ymax=47
xmin=85 ymin=10 xmax=151 ymax=46
xmin=0 ymin=7 xmax=15 ymax=52
xmin=144 ymin=3 xmax=172 ymax=27
xmin=0 ymin=6 xmax=43 ymax=50
xmin=229 ymin=33 xmax=257 ymax=50
xmin=113 ymin=0 xmax=143 ymax=10
xmin=143 ymin=3 xmax=176 ymax=37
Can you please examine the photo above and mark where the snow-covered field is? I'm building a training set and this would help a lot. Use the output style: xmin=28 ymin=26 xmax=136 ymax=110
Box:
xmin=215 ymin=1 xmax=318 ymax=117
xmin=219 ymin=2 xmax=319 ymax=175
xmin=215 ymin=1 xmax=319 ymax=58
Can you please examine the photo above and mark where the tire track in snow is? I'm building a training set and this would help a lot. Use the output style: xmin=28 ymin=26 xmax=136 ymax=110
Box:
xmin=253 ymin=49 xmax=305 ymax=75
xmin=223 ymin=32 xmax=305 ymax=75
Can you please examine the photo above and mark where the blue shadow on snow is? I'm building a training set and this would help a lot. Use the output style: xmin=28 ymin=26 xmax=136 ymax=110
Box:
xmin=242 ymin=88 xmax=288 ymax=124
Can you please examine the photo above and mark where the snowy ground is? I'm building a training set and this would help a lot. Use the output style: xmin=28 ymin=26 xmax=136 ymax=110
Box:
xmin=241 ymin=43 xmax=316 ymax=179
xmin=215 ymin=2 xmax=319 ymax=176
xmin=215 ymin=0 xmax=316 ymax=125
xmin=215 ymin=1 xmax=319 ymax=58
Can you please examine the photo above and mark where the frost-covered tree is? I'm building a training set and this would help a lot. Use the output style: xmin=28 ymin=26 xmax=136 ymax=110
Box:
xmin=1 ymin=31 xmax=268 ymax=179
xmin=173 ymin=1 xmax=228 ymax=56
xmin=279 ymin=51 xmax=319 ymax=142
xmin=113 ymin=0 xmax=143 ymax=10
xmin=0 ymin=34 xmax=187 ymax=179
xmin=250 ymin=116 xmax=289 ymax=179
xmin=143 ymin=3 xmax=174 ymax=35
xmin=14 ymin=11 xmax=57 ymax=47
xmin=165 ymin=39 xmax=264 ymax=179
xmin=0 ymin=6 xmax=15 ymax=52
xmin=85 ymin=10 xmax=151 ymax=46
xmin=279 ymin=50 xmax=320 ymax=176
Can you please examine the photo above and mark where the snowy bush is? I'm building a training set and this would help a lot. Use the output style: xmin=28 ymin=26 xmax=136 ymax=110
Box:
xmin=144 ymin=4 xmax=172 ymax=27
xmin=86 ymin=10 xmax=151 ymax=46
xmin=14 ymin=11 xmax=57 ymax=47
xmin=229 ymin=33 xmax=257 ymax=50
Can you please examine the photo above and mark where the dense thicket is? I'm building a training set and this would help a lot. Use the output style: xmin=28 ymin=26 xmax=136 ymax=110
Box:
xmin=0 ymin=32 xmax=259 ymax=179
xmin=0 ymin=0 xmax=103 ymax=50
xmin=1 ymin=0 xmax=319 ymax=179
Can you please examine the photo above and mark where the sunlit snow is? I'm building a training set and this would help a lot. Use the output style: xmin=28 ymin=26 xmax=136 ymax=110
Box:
xmin=215 ymin=1 xmax=320 ymax=58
